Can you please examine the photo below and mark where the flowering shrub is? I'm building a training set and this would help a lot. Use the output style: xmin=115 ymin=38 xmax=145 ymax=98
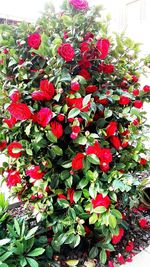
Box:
xmin=0 ymin=0 xmax=150 ymax=264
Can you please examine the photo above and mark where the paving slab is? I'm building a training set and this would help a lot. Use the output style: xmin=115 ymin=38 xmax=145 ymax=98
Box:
xmin=121 ymin=245 xmax=150 ymax=267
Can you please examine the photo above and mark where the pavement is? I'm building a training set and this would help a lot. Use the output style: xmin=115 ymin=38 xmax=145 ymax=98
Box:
xmin=121 ymin=245 xmax=150 ymax=267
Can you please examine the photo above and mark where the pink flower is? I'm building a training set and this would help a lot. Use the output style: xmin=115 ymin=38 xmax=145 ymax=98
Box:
xmin=26 ymin=166 xmax=45 ymax=180
xmin=108 ymin=261 xmax=115 ymax=267
xmin=69 ymin=0 xmax=89 ymax=10
xmin=33 ymin=108 xmax=53 ymax=127
xmin=117 ymin=254 xmax=125 ymax=264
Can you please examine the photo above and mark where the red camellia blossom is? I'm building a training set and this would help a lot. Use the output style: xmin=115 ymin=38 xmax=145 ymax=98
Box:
xmin=99 ymin=63 xmax=114 ymax=74
xmin=3 ymin=116 xmax=17 ymax=128
xmin=133 ymin=89 xmax=139 ymax=96
xmin=58 ymin=194 xmax=67 ymax=200
xmin=72 ymin=126 xmax=81 ymax=133
xmin=143 ymin=85 xmax=150 ymax=92
xmin=72 ymin=153 xmax=84 ymax=170
xmin=69 ymin=0 xmax=89 ymax=10
xmin=10 ymin=89 xmax=20 ymax=102
xmin=50 ymin=121 xmax=63 ymax=139
xmin=96 ymin=38 xmax=110 ymax=59
xmin=85 ymin=85 xmax=98 ymax=93
xmin=119 ymin=95 xmax=130 ymax=105
xmin=26 ymin=165 xmax=45 ymax=180
xmin=133 ymin=100 xmax=143 ymax=108
xmin=66 ymin=97 xmax=90 ymax=112
xmin=7 ymin=102 xmax=31 ymax=120
xmin=58 ymin=43 xmax=75 ymax=62
xmin=117 ymin=254 xmax=125 ymax=264
xmin=57 ymin=114 xmax=65 ymax=122
xmin=106 ymin=122 xmax=118 ymax=137
xmin=110 ymin=136 xmax=121 ymax=150
xmin=80 ymin=42 xmax=89 ymax=53
xmin=108 ymin=261 xmax=115 ymax=267
xmin=139 ymin=158 xmax=147 ymax=165
xmin=133 ymin=118 xmax=139 ymax=126
xmin=92 ymin=193 xmax=111 ymax=209
xmin=33 ymin=108 xmax=53 ymax=127
xmin=40 ymin=80 xmax=55 ymax=97
xmin=71 ymin=81 xmax=80 ymax=91
xmin=125 ymin=241 xmax=134 ymax=252
xmin=7 ymin=142 xmax=22 ymax=158
xmin=111 ymin=228 xmax=124 ymax=244
xmin=7 ymin=170 xmax=21 ymax=187
xmin=0 ymin=140 xmax=7 ymax=151
xmin=84 ymin=32 xmax=94 ymax=41
xmin=67 ymin=188 xmax=75 ymax=204
xmin=78 ymin=68 xmax=91 ymax=80
xmin=27 ymin=33 xmax=41 ymax=49
xmin=132 ymin=75 xmax=138 ymax=83
xmin=139 ymin=218 xmax=148 ymax=228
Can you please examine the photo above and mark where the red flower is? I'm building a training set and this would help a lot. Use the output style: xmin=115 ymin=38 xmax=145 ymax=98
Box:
xmin=122 ymin=141 xmax=129 ymax=148
xmin=78 ymin=69 xmax=91 ymax=80
xmin=106 ymin=122 xmax=118 ymax=137
xmin=7 ymin=170 xmax=21 ymax=187
xmin=67 ymin=188 xmax=75 ymax=204
xmin=84 ymin=226 xmax=91 ymax=236
xmin=57 ymin=114 xmax=65 ymax=122
xmin=132 ymin=75 xmax=138 ymax=83
xmin=58 ymin=194 xmax=67 ymax=200
xmin=139 ymin=218 xmax=148 ymax=228
xmin=80 ymin=42 xmax=89 ymax=53
xmin=92 ymin=193 xmax=111 ymax=209
xmin=100 ymin=162 xmax=110 ymax=172
xmin=31 ymin=91 xmax=48 ymax=101
xmin=143 ymin=85 xmax=150 ymax=92
xmin=99 ymin=63 xmax=114 ymax=74
xmin=27 ymin=33 xmax=41 ymax=50
xmin=7 ymin=102 xmax=31 ymax=121
xmin=125 ymin=241 xmax=134 ymax=252
xmin=119 ymin=95 xmax=130 ymax=105
xmin=0 ymin=140 xmax=7 ymax=151
xmin=133 ymin=100 xmax=143 ymax=108
xmin=7 ymin=142 xmax=22 ymax=158
xmin=40 ymin=80 xmax=55 ymax=98
xmin=50 ymin=121 xmax=63 ymax=139
xmin=84 ymin=32 xmax=94 ymax=41
xmin=72 ymin=153 xmax=84 ymax=170
xmin=26 ymin=166 xmax=45 ymax=180
xmin=86 ymin=142 xmax=112 ymax=167
xmin=66 ymin=97 xmax=90 ymax=112
xmin=69 ymin=0 xmax=89 ymax=10
xmin=3 ymin=116 xmax=17 ymax=128
xmin=117 ymin=254 xmax=125 ymax=264
xmin=133 ymin=118 xmax=139 ymax=126
xmin=71 ymin=81 xmax=80 ymax=91
xmin=33 ymin=108 xmax=53 ymax=127
xmin=110 ymin=136 xmax=121 ymax=150
xmin=96 ymin=38 xmax=110 ymax=59
xmin=85 ymin=85 xmax=98 ymax=93
xmin=139 ymin=158 xmax=147 ymax=165
xmin=58 ymin=43 xmax=75 ymax=62
xmin=10 ymin=89 xmax=20 ymax=102
xmin=111 ymin=228 xmax=124 ymax=244
xmin=108 ymin=260 xmax=115 ymax=267
xmin=133 ymin=89 xmax=139 ymax=96
xmin=72 ymin=126 xmax=81 ymax=134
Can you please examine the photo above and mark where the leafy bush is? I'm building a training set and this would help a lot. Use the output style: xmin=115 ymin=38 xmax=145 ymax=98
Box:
xmin=0 ymin=0 xmax=150 ymax=264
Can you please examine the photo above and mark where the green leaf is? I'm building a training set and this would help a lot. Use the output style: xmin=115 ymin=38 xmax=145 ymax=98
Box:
xmin=26 ymin=257 xmax=39 ymax=267
xmin=93 ymin=206 xmax=106 ymax=214
xmin=25 ymin=122 xmax=32 ymax=136
xmin=111 ymin=209 xmax=122 ymax=219
xmin=74 ymin=136 xmax=87 ymax=145
xmin=89 ymin=247 xmax=99 ymax=258
xmin=87 ymin=155 xmax=100 ymax=165
xmin=46 ymin=131 xmax=57 ymax=142
xmin=14 ymin=218 xmax=20 ymax=236
xmin=89 ymin=213 xmax=98 ymax=224
xmin=27 ymin=248 xmax=45 ymax=257
xmin=77 ymin=178 xmax=89 ymax=189
xmin=99 ymin=249 xmax=107 ymax=264
xmin=0 ymin=238 xmax=10 ymax=246
xmin=61 ymin=15 xmax=72 ymax=27
xmin=61 ymin=161 xmax=72 ymax=168
xmin=104 ymin=108 xmax=112 ymax=118
xmin=83 ymin=94 xmax=91 ymax=106
xmin=68 ymin=208 xmax=76 ymax=220
xmin=26 ymin=148 xmax=33 ymax=156
xmin=65 ymin=260 xmax=79 ymax=266
xmin=25 ymin=226 xmax=38 ymax=240
xmin=72 ymin=235 xmax=80 ymax=248
xmin=68 ymin=108 xmax=80 ymax=119
xmin=0 ymin=252 xmax=12 ymax=261
xmin=109 ymin=214 xmax=117 ymax=229
xmin=73 ymin=191 xmax=82 ymax=203
xmin=0 ymin=263 xmax=9 ymax=267
xmin=51 ymin=145 xmax=63 ymax=156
